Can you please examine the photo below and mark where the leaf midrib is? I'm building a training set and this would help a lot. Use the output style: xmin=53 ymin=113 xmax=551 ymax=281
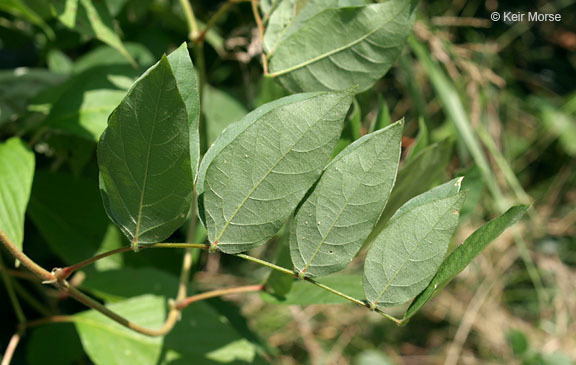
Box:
xmin=132 ymin=69 xmax=166 ymax=244
xmin=302 ymin=134 xmax=392 ymax=273
xmin=372 ymin=196 xmax=459 ymax=305
xmin=268 ymin=1 xmax=410 ymax=77
xmin=214 ymin=93 xmax=350 ymax=244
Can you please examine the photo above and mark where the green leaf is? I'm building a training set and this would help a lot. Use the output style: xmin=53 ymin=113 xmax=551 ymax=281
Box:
xmin=27 ymin=171 xmax=116 ymax=265
xmin=51 ymin=0 xmax=78 ymax=28
xmin=73 ymin=43 xmax=155 ymax=73
xmin=367 ymin=140 xmax=452 ymax=244
xmin=0 ymin=68 xmax=65 ymax=125
xmin=77 ymin=0 xmax=136 ymax=67
xmin=198 ymin=91 xmax=352 ymax=254
xmin=363 ymin=178 xmax=466 ymax=308
xmin=264 ymin=239 xmax=294 ymax=298
xmin=262 ymin=274 xmax=363 ymax=305
xmin=405 ymin=117 xmax=429 ymax=163
xmin=27 ymin=323 xmax=85 ymax=365
xmin=404 ymin=205 xmax=528 ymax=320
xmin=203 ymin=85 xmax=248 ymax=146
xmin=263 ymin=0 xmax=370 ymax=55
xmin=290 ymin=121 xmax=403 ymax=278
xmin=74 ymin=295 xmax=260 ymax=364
xmin=81 ymin=267 xmax=178 ymax=302
xmin=0 ymin=138 xmax=35 ymax=254
xmin=98 ymin=55 xmax=194 ymax=246
xmin=166 ymin=43 xmax=200 ymax=178
xmin=267 ymin=0 xmax=417 ymax=92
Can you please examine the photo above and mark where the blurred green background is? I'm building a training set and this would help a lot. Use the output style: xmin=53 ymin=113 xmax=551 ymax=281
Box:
xmin=0 ymin=0 xmax=575 ymax=364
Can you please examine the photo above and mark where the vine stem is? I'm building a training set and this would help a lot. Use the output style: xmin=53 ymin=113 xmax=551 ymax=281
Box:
xmin=251 ymin=0 xmax=269 ymax=74
xmin=0 ymin=255 xmax=26 ymax=324
xmin=176 ymin=284 xmax=263 ymax=309
xmin=178 ymin=0 xmax=199 ymax=40
xmin=1 ymin=329 xmax=23 ymax=365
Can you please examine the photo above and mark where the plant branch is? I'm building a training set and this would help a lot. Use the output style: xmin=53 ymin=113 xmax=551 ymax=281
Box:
xmin=251 ymin=0 xmax=268 ymax=74
xmin=0 ymin=255 xmax=26 ymax=324
xmin=0 ymin=230 xmax=53 ymax=283
xmin=178 ymin=0 xmax=199 ymax=40
xmin=176 ymin=284 xmax=263 ymax=309
xmin=233 ymin=253 xmax=402 ymax=325
xmin=57 ymin=247 xmax=132 ymax=281
xmin=1 ymin=329 xmax=23 ymax=365
xmin=194 ymin=2 xmax=232 ymax=44
xmin=62 ymin=285 xmax=180 ymax=337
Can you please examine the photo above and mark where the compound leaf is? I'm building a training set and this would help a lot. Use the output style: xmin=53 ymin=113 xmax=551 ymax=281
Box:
xmin=363 ymin=178 xmax=466 ymax=308
xmin=98 ymin=55 xmax=194 ymax=246
xmin=404 ymin=205 xmax=528 ymax=320
xmin=267 ymin=0 xmax=417 ymax=92
xmin=0 ymin=138 xmax=35 ymax=254
xmin=198 ymin=91 xmax=352 ymax=254
xmin=290 ymin=121 xmax=403 ymax=278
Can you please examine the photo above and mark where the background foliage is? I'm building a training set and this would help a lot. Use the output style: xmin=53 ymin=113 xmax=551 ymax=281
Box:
xmin=0 ymin=0 xmax=575 ymax=364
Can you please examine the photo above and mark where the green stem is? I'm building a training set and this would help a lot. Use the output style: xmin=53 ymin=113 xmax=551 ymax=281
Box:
xmin=234 ymin=253 xmax=402 ymax=324
xmin=176 ymin=284 xmax=263 ymax=309
xmin=178 ymin=0 xmax=199 ymax=40
xmin=0 ymin=255 xmax=26 ymax=324
xmin=0 ymin=230 xmax=53 ymax=282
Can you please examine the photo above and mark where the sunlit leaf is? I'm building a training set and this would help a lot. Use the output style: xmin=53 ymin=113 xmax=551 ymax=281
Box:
xmin=198 ymin=91 xmax=352 ymax=254
xmin=404 ymin=205 xmax=527 ymax=320
xmin=0 ymin=138 xmax=35 ymax=254
xmin=267 ymin=0 xmax=417 ymax=92
xmin=363 ymin=178 xmax=465 ymax=308
xmin=291 ymin=121 xmax=403 ymax=278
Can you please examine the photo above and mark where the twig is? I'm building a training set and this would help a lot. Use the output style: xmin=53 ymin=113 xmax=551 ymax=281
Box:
xmin=251 ymin=0 xmax=268 ymax=74
xmin=178 ymin=0 xmax=199 ymax=40
xmin=1 ymin=329 xmax=23 ymax=365
xmin=176 ymin=284 xmax=263 ymax=309
xmin=62 ymin=285 xmax=181 ymax=337
xmin=0 ymin=255 xmax=26 ymax=324
xmin=0 ymin=230 xmax=53 ymax=282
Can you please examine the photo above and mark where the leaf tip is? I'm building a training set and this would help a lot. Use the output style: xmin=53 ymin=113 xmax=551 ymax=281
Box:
xmin=455 ymin=176 xmax=464 ymax=189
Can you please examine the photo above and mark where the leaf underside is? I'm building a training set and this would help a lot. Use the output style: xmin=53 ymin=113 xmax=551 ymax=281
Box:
xmin=290 ymin=121 xmax=403 ymax=278
xmin=199 ymin=91 xmax=352 ymax=254
xmin=404 ymin=205 xmax=528 ymax=319
xmin=267 ymin=0 xmax=417 ymax=92
xmin=363 ymin=178 xmax=466 ymax=308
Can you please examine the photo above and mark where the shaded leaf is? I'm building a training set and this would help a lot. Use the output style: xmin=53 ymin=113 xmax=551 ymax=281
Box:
xmin=198 ymin=91 xmax=352 ymax=254
xmin=27 ymin=323 xmax=85 ymax=365
xmin=44 ymin=64 xmax=142 ymax=140
xmin=363 ymin=178 xmax=465 ymax=308
xmin=0 ymin=69 xmax=65 ymax=125
xmin=264 ymin=239 xmax=294 ymax=298
xmin=262 ymin=274 xmax=363 ymax=305
xmin=203 ymin=85 xmax=248 ymax=146
xmin=28 ymin=171 xmax=116 ymax=265
xmin=51 ymin=0 xmax=78 ymax=28
xmin=98 ymin=56 xmax=194 ymax=246
xmin=74 ymin=295 xmax=261 ymax=364
xmin=77 ymin=0 xmax=136 ymax=66
xmin=166 ymin=43 xmax=200 ymax=177
xmin=290 ymin=121 xmax=403 ymax=277
xmin=404 ymin=205 xmax=528 ymax=320
xmin=267 ymin=0 xmax=417 ymax=92
xmin=0 ymin=138 xmax=35 ymax=254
